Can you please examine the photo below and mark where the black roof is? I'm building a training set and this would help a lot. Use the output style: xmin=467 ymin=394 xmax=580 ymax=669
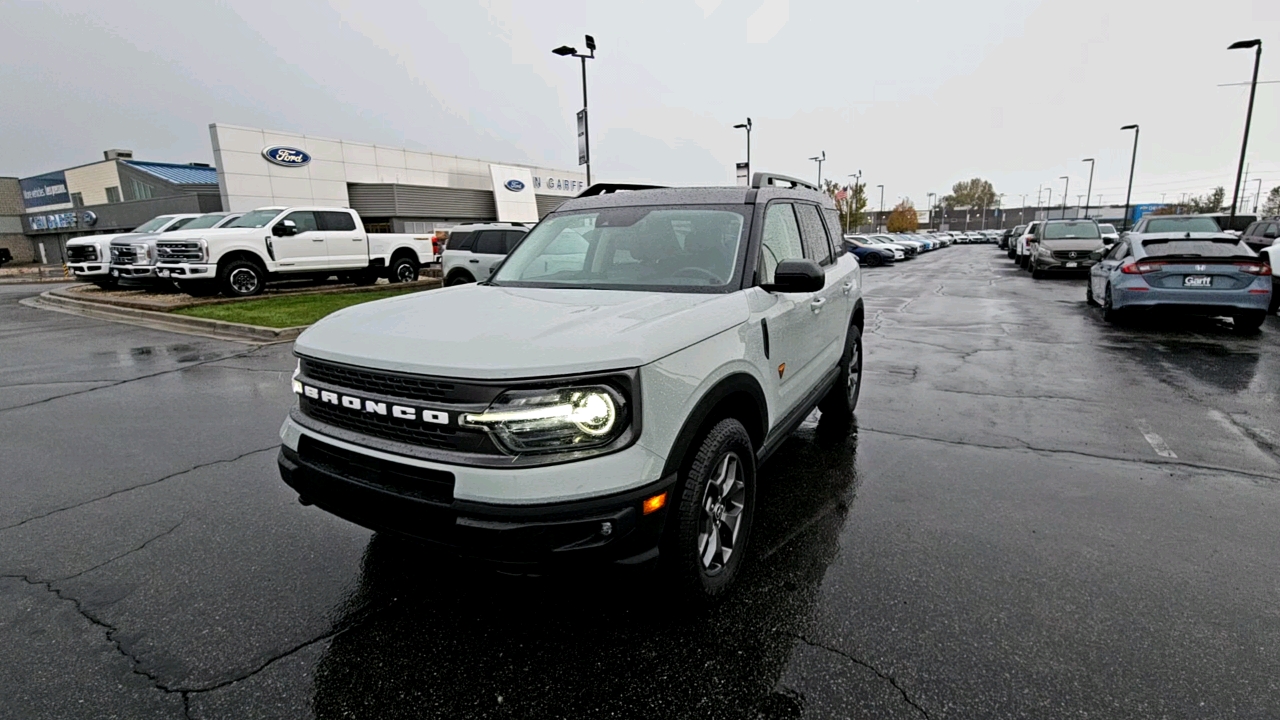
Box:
xmin=555 ymin=181 xmax=833 ymax=214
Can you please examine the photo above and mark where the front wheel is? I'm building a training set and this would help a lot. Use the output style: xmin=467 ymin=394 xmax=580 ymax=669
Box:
xmin=218 ymin=259 xmax=266 ymax=298
xmin=820 ymin=325 xmax=862 ymax=421
xmin=862 ymin=253 xmax=883 ymax=268
xmin=1085 ymin=280 xmax=1099 ymax=306
xmin=444 ymin=272 xmax=474 ymax=287
xmin=389 ymin=256 xmax=419 ymax=283
xmin=662 ymin=418 xmax=757 ymax=603
xmin=1101 ymin=284 xmax=1124 ymax=324
xmin=1031 ymin=263 xmax=1045 ymax=279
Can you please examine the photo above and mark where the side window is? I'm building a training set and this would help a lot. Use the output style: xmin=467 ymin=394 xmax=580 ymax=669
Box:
xmin=503 ymin=230 xmax=526 ymax=253
xmin=1106 ymin=241 xmax=1128 ymax=261
xmin=166 ymin=217 xmax=196 ymax=232
xmin=1244 ymin=223 xmax=1258 ymax=236
xmin=318 ymin=211 xmax=357 ymax=232
xmin=1266 ymin=223 xmax=1279 ymax=237
xmin=820 ymin=207 xmax=846 ymax=256
xmin=758 ymin=203 xmax=805 ymax=285
xmin=795 ymin=203 xmax=833 ymax=266
xmin=281 ymin=211 xmax=319 ymax=233
xmin=451 ymin=231 xmax=475 ymax=251
xmin=474 ymin=230 xmax=506 ymax=255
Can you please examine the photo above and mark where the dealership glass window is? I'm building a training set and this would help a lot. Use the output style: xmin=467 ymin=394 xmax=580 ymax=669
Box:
xmin=70 ymin=192 xmax=84 ymax=207
xmin=129 ymin=178 xmax=154 ymax=201
xmin=281 ymin=211 xmax=319 ymax=233
xmin=105 ymin=187 xmax=122 ymax=204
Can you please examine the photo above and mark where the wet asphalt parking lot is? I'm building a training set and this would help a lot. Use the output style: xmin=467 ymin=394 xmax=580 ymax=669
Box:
xmin=3 ymin=246 xmax=1279 ymax=719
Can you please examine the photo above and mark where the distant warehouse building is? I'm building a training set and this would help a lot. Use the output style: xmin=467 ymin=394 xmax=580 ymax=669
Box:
xmin=16 ymin=150 xmax=223 ymax=263
xmin=209 ymin=123 xmax=586 ymax=232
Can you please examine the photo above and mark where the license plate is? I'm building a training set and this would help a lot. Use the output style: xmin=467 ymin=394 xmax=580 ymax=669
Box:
xmin=1066 ymin=262 xmax=1078 ymax=268
xmin=1183 ymin=275 xmax=1212 ymax=287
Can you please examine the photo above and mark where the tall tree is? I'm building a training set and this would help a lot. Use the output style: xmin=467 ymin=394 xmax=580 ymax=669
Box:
xmin=1183 ymin=187 xmax=1227 ymax=214
xmin=941 ymin=178 xmax=998 ymax=209
xmin=885 ymin=199 xmax=919 ymax=232
xmin=1260 ymin=186 xmax=1280 ymax=216
xmin=824 ymin=179 xmax=868 ymax=233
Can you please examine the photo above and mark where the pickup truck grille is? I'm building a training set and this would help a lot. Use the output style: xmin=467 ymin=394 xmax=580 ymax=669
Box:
xmin=67 ymin=245 xmax=97 ymax=262
xmin=110 ymin=246 xmax=139 ymax=265
xmin=157 ymin=241 xmax=202 ymax=262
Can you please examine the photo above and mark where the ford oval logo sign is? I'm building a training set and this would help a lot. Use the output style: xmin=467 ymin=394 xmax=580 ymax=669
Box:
xmin=262 ymin=146 xmax=311 ymax=167
xmin=504 ymin=179 xmax=526 ymax=192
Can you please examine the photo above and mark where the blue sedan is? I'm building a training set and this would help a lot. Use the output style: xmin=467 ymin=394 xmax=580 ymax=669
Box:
xmin=1088 ymin=231 xmax=1272 ymax=332
xmin=844 ymin=240 xmax=896 ymax=267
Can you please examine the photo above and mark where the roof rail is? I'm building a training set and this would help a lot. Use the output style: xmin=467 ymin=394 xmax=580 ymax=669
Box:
xmin=751 ymin=172 xmax=820 ymax=192
xmin=453 ymin=221 xmax=526 ymax=227
xmin=576 ymin=183 xmax=668 ymax=197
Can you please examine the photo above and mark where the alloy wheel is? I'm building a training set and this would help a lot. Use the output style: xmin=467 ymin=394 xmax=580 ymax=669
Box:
xmin=230 ymin=268 xmax=259 ymax=295
xmin=697 ymin=452 xmax=746 ymax=574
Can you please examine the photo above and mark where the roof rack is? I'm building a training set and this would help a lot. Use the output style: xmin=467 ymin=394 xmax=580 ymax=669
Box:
xmin=576 ymin=183 xmax=668 ymax=197
xmin=452 ymin=221 xmax=527 ymax=227
xmin=751 ymin=172 xmax=820 ymax=192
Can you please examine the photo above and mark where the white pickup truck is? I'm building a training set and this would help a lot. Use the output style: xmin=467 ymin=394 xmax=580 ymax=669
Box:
xmin=65 ymin=214 xmax=203 ymax=289
xmin=154 ymin=207 xmax=437 ymax=297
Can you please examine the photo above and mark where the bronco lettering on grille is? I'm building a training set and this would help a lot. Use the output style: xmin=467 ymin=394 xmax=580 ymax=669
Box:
xmin=298 ymin=382 xmax=448 ymax=425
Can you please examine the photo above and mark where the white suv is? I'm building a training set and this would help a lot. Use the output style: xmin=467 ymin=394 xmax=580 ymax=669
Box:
xmin=440 ymin=222 xmax=528 ymax=285
xmin=278 ymin=174 xmax=866 ymax=599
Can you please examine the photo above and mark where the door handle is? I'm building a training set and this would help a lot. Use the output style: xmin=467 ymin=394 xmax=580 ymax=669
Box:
xmin=810 ymin=297 xmax=826 ymax=314
xmin=469 ymin=259 xmax=479 ymax=264
xmin=842 ymin=282 xmax=854 ymax=296
xmin=352 ymin=238 xmax=363 ymax=242
xmin=312 ymin=238 xmax=324 ymax=242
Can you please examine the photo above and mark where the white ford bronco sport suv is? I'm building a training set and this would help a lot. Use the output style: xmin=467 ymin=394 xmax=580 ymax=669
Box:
xmin=278 ymin=173 xmax=865 ymax=599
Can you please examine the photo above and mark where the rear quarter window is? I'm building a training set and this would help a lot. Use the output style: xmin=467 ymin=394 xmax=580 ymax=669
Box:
xmin=1140 ymin=240 xmax=1251 ymax=257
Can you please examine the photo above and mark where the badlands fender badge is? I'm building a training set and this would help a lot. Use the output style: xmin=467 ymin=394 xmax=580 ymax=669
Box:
xmin=294 ymin=381 xmax=448 ymax=425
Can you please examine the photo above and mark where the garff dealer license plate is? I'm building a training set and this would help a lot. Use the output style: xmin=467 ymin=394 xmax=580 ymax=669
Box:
xmin=1183 ymin=275 xmax=1212 ymax=287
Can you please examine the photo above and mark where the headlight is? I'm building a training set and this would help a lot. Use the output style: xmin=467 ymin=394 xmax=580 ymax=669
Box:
xmin=462 ymin=385 xmax=627 ymax=454
xmin=195 ymin=238 xmax=209 ymax=262
xmin=291 ymin=361 xmax=302 ymax=395
xmin=1038 ymin=245 xmax=1053 ymax=257
xmin=133 ymin=243 xmax=151 ymax=262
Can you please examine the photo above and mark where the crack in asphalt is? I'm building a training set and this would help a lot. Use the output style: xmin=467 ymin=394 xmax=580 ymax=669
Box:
xmin=794 ymin=635 xmax=931 ymax=719
xmin=0 ymin=346 xmax=268 ymax=415
xmin=861 ymin=427 xmax=1280 ymax=483
xmin=933 ymin=387 xmax=1097 ymax=404
xmin=57 ymin=517 xmax=188 ymax=583
xmin=0 ymin=446 xmax=277 ymax=532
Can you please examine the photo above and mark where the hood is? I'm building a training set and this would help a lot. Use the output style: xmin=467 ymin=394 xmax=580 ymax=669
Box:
xmin=1039 ymin=238 xmax=1106 ymax=252
xmin=108 ymin=232 xmax=160 ymax=247
xmin=66 ymin=232 xmax=134 ymax=248
xmin=159 ymin=227 xmax=250 ymax=242
xmin=295 ymin=285 xmax=750 ymax=380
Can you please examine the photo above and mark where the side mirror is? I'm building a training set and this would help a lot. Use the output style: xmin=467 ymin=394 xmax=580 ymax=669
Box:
xmin=273 ymin=219 xmax=298 ymax=237
xmin=763 ymin=258 xmax=825 ymax=293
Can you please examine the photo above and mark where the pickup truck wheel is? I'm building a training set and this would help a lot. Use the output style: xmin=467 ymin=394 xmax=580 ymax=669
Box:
xmin=663 ymin=417 xmax=756 ymax=603
xmin=219 ymin=259 xmax=265 ymax=297
xmin=389 ymin=257 xmax=419 ymax=283
xmin=820 ymin=325 xmax=862 ymax=420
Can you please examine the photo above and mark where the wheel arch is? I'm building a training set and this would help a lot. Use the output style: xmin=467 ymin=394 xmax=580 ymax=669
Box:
xmin=660 ymin=372 xmax=769 ymax=479
xmin=217 ymin=249 xmax=268 ymax=272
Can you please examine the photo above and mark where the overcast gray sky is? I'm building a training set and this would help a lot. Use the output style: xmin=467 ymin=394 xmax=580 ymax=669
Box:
xmin=2 ymin=0 xmax=1277 ymax=209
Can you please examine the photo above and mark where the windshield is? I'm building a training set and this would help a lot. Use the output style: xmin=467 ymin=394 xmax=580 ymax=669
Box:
xmin=1142 ymin=217 xmax=1221 ymax=233
xmin=491 ymin=206 xmax=748 ymax=292
xmin=1098 ymin=223 xmax=1117 ymax=234
xmin=227 ymin=209 xmax=284 ymax=229
xmin=1043 ymin=221 xmax=1100 ymax=240
xmin=1140 ymin=239 xmax=1253 ymax=258
xmin=179 ymin=214 xmax=228 ymax=230
xmin=133 ymin=216 xmax=176 ymax=233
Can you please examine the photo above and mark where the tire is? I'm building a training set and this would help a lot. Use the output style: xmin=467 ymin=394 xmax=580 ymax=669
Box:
xmin=218 ymin=258 xmax=266 ymax=298
xmin=1233 ymin=311 xmax=1266 ymax=333
xmin=389 ymin=256 xmax=419 ymax=284
xmin=862 ymin=253 xmax=884 ymax=268
xmin=1031 ymin=263 xmax=1044 ymax=279
xmin=1101 ymin=284 xmax=1123 ymax=325
xmin=352 ymin=271 xmax=379 ymax=286
xmin=820 ymin=325 xmax=863 ymax=421
xmin=445 ymin=272 xmax=475 ymax=287
xmin=661 ymin=418 xmax=757 ymax=603
xmin=1007 ymin=247 xmax=1016 ymax=259
xmin=1270 ymin=280 xmax=1278 ymax=314
xmin=176 ymin=281 xmax=218 ymax=297
xmin=1086 ymin=280 xmax=1099 ymax=307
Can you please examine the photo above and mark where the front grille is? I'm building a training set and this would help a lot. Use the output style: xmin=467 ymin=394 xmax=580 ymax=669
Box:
xmin=300 ymin=397 xmax=495 ymax=453
xmin=111 ymin=246 xmax=139 ymax=265
xmin=157 ymin=241 xmax=202 ymax=262
xmin=1053 ymin=250 xmax=1091 ymax=260
xmin=67 ymin=245 xmax=97 ymax=262
xmin=297 ymin=435 xmax=454 ymax=503
xmin=300 ymin=358 xmax=498 ymax=404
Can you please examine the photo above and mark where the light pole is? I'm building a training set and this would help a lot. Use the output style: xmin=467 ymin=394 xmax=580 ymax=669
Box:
xmin=1253 ymin=178 xmax=1263 ymax=213
xmin=1082 ymin=158 xmax=1095 ymax=218
xmin=1228 ymin=39 xmax=1262 ymax=228
xmin=876 ymin=184 xmax=885 ymax=232
xmin=1020 ymin=194 xmax=1027 ymax=224
xmin=1046 ymin=186 xmax=1053 ymax=216
xmin=1121 ymin=124 xmax=1139 ymax=231
xmin=927 ymin=192 xmax=937 ymax=229
xmin=552 ymin=35 xmax=597 ymax=186
xmin=809 ymin=151 xmax=826 ymax=186
xmin=733 ymin=118 xmax=752 ymax=182
xmin=1060 ymin=176 xmax=1070 ymax=217
xmin=845 ymin=171 xmax=863 ymax=233
xmin=996 ymin=193 xmax=1005 ymax=229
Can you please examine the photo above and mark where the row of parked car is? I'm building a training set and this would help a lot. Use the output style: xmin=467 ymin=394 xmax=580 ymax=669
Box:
xmin=996 ymin=215 xmax=1276 ymax=331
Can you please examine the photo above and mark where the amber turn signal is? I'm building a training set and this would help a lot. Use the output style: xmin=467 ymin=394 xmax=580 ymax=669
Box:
xmin=642 ymin=492 xmax=668 ymax=515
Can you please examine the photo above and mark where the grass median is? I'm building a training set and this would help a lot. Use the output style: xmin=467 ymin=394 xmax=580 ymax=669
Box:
xmin=172 ymin=286 xmax=426 ymax=328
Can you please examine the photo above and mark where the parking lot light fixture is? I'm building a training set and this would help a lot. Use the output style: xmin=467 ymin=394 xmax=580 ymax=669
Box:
xmin=876 ymin=184 xmax=885 ymax=232
xmin=1121 ymin=124 xmax=1139 ymax=231
xmin=1228 ymin=39 xmax=1262 ymax=227
xmin=809 ymin=151 xmax=826 ymax=186
xmin=553 ymin=36 xmax=597 ymax=186
xmin=1060 ymin=176 xmax=1070 ymax=217
xmin=733 ymin=119 xmax=752 ymax=179
xmin=1082 ymin=158 xmax=1095 ymax=217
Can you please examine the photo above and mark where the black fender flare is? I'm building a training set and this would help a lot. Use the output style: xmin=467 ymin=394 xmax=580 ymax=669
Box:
xmin=660 ymin=372 xmax=769 ymax=478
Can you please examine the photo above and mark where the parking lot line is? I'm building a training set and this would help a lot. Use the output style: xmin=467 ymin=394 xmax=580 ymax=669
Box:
xmin=1135 ymin=418 xmax=1178 ymax=459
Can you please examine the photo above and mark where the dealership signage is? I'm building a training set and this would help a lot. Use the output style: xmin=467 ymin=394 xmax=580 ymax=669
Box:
xmin=532 ymin=176 xmax=584 ymax=194
xmin=262 ymin=146 xmax=312 ymax=167
xmin=28 ymin=212 xmax=79 ymax=231
xmin=504 ymin=179 xmax=526 ymax=192
xmin=20 ymin=171 xmax=71 ymax=209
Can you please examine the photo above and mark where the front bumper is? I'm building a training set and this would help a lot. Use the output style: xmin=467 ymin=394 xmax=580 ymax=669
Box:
xmin=68 ymin=264 xmax=109 ymax=278
xmin=110 ymin=264 xmax=162 ymax=279
xmin=156 ymin=263 xmax=216 ymax=279
xmin=1034 ymin=255 xmax=1097 ymax=272
xmin=278 ymin=437 xmax=676 ymax=567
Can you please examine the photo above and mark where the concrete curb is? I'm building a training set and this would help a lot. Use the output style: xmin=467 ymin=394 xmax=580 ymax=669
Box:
xmin=52 ymin=276 xmax=442 ymax=312
xmin=24 ymin=290 xmax=306 ymax=344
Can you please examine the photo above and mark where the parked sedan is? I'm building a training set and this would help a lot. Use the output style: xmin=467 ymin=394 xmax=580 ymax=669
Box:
xmin=875 ymin=234 xmax=927 ymax=253
xmin=1088 ymin=231 xmax=1272 ymax=331
xmin=845 ymin=239 xmax=897 ymax=267
xmin=859 ymin=235 xmax=916 ymax=259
